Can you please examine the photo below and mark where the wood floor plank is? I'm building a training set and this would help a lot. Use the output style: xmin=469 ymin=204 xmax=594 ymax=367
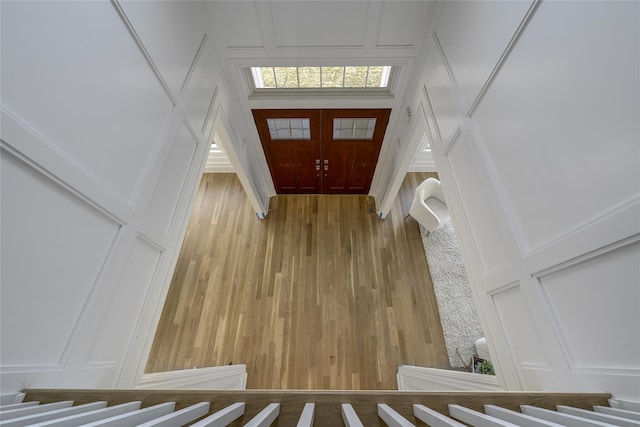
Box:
xmin=146 ymin=172 xmax=449 ymax=389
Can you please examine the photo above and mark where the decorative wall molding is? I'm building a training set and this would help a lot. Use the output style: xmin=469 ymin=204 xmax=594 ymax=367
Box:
xmin=137 ymin=365 xmax=247 ymax=390
xmin=525 ymin=197 xmax=640 ymax=260
xmin=464 ymin=0 xmax=539 ymax=118
xmin=487 ymin=281 xmax=525 ymax=389
xmin=437 ymin=129 xmax=485 ymax=274
xmin=1 ymin=0 xmax=220 ymax=393
xmin=535 ymin=238 xmax=640 ymax=374
xmin=442 ymin=126 xmax=461 ymax=157
xmin=532 ymin=233 xmax=640 ymax=280
xmin=111 ymin=234 xmax=165 ymax=384
xmin=397 ymin=366 xmax=503 ymax=391
xmin=465 ymin=118 xmax=529 ymax=257
xmin=202 ymin=87 xmax=219 ymax=136
xmin=443 ymin=125 xmax=513 ymax=279
xmin=1 ymin=147 xmax=124 ymax=369
xmin=421 ymin=85 xmax=442 ymax=148
xmin=1 ymin=109 xmax=131 ymax=223
xmin=111 ymin=0 xmax=177 ymax=106
xmin=165 ymin=122 xmax=201 ymax=236
xmin=0 ymin=364 xmax=63 ymax=374
xmin=181 ymin=33 xmax=209 ymax=95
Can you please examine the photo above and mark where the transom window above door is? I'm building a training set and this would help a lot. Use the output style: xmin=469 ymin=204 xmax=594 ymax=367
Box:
xmin=250 ymin=66 xmax=393 ymax=90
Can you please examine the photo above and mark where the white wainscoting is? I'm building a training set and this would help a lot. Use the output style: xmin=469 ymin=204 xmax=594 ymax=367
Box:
xmin=1 ymin=1 xmax=175 ymax=204
xmin=0 ymin=149 xmax=121 ymax=370
xmin=416 ymin=0 xmax=640 ymax=399
xmin=144 ymin=122 xmax=200 ymax=235
xmin=0 ymin=0 xmax=220 ymax=393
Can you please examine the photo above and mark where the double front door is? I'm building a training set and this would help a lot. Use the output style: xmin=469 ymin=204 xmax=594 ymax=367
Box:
xmin=253 ymin=109 xmax=390 ymax=194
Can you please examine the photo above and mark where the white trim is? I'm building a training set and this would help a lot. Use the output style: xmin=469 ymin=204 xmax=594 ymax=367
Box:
xmin=608 ymin=399 xmax=640 ymax=412
xmin=137 ymin=365 xmax=247 ymax=390
xmin=397 ymin=366 xmax=503 ymax=391
xmin=0 ymin=394 xmax=26 ymax=406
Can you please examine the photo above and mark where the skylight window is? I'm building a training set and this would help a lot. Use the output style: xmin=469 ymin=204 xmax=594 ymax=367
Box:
xmin=251 ymin=66 xmax=392 ymax=89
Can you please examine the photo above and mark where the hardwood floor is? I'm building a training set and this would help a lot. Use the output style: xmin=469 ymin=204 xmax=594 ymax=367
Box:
xmin=145 ymin=172 xmax=449 ymax=390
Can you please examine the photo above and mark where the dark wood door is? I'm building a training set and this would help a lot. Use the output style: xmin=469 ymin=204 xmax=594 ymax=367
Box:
xmin=253 ymin=109 xmax=322 ymax=194
xmin=253 ymin=109 xmax=390 ymax=194
xmin=321 ymin=109 xmax=390 ymax=194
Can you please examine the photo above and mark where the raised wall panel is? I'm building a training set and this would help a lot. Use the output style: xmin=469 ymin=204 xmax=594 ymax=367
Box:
xmin=435 ymin=0 xmax=533 ymax=111
xmin=471 ymin=1 xmax=640 ymax=252
xmin=145 ymin=122 xmax=199 ymax=234
xmin=184 ymin=52 xmax=218 ymax=137
xmin=118 ymin=0 xmax=205 ymax=96
xmin=87 ymin=236 xmax=163 ymax=367
xmin=207 ymin=2 xmax=263 ymax=49
xmin=270 ymin=1 xmax=368 ymax=47
xmin=446 ymin=129 xmax=510 ymax=276
xmin=376 ymin=2 xmax=433 ymax=47
xmin=0 ymin=150 xmax=120 ymax=367
xmin=537 ymin=240 xmax=640 ymax=372
xmin=490 ymin=284 xmax=551 ymax=376
xmin=423 ymin=36 xmax=461 ymax=147
xmin=0 ymin=1 xmax=174 ymax=201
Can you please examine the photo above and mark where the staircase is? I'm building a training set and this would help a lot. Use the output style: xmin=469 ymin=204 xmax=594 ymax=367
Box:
xmin=1 ymin=389 xmax=625 ymax=426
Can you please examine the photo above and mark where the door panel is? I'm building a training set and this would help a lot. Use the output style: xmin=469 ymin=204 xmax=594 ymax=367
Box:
xmin=322 ymin=109 xmax=390 ymax=194
xmin=253 ymin=109 xmax=321 ymax=194
xmin=253 ymin=108 xmax=390 ymax=194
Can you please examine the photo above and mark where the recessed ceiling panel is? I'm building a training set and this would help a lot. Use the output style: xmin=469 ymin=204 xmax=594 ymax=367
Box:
xmin=270 ymin=1 xmax=368 ymax=47
xmin=377 ymin=1 xmax=434 ymax=47
xmin=208 ymin=2 xmax=263 ymax=48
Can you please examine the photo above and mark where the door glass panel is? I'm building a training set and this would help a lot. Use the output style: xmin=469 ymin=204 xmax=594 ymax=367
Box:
xmin=267 ymin=118 xmax=311 ymax=140
xmin=332 ymin=118 xmax=376 ymax=140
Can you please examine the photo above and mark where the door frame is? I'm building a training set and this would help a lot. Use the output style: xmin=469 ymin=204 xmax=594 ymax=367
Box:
xmin=253 ymin=108 xmax=390 ymax=194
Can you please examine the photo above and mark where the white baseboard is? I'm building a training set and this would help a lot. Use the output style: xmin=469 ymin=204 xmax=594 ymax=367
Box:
xmin=137 ymin=365 xmax=247 ymax=390
xmin=397 ymin=365 xmax=503 ymax=391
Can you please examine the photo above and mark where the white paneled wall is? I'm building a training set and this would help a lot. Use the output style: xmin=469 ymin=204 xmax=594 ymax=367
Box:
xmin=417 ymin=0 xmax=640 ymax=398
xmin=0 ymin=0 xmax=221 ymax=391
xmin=3 ymin=0 xmax=638 ymax=398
